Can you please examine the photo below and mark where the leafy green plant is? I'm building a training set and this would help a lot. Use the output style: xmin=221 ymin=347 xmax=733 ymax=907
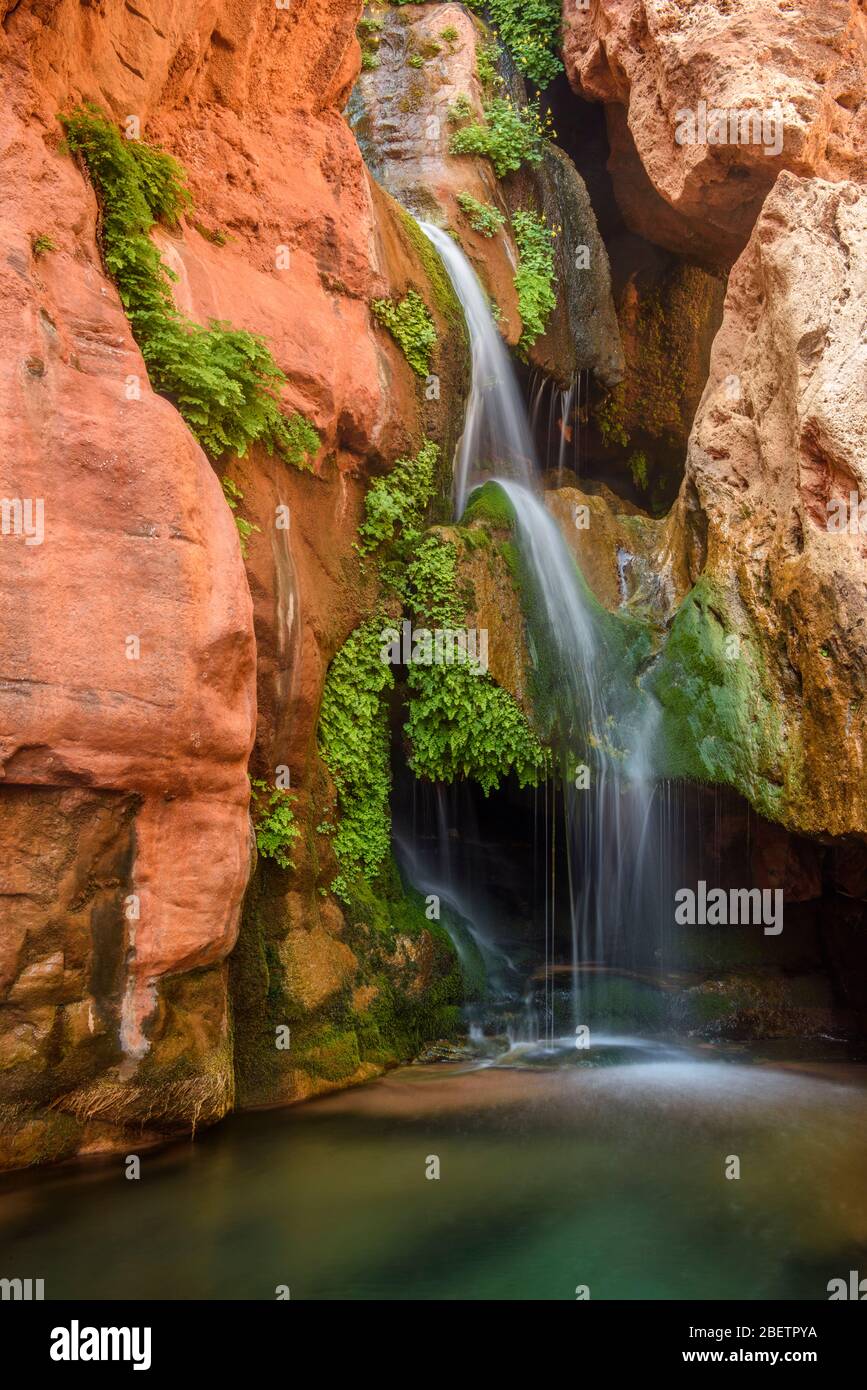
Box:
xmin=512 ymin=207 xmax=557 ymax=352
xmin=31 ymin=234 xmax=57 ymax=256
xmin=408 ymin=52 xmax=424 ymax=68
xmin=475 ymin=40 xmax=501 ymax=88
xmin=371 ymin=288 xmax=437 ymax=376
xmin=126 ymin=138 xmax=193 ymax=224
xmin=192 ymin=220 xmax=230 ymax=246
xmin=250 ymin=778 xmax=301 ymax=870
xmin=440 ymin=25 xmax=459 ymax=43
xmin=357 ymin=13 xmax=383 ymax=67
xmin=456 ymin=192 xmax=505 ymax=237
xmin=486 ymin=0 xmax=563 ymax=87
xmin=404 ymin=535 xmax=548 ymax=793
xmin=221 ymin=476 xmax=260 ymax=557
xmin=59 ymin=106 xmax=319 ymax=468
xmin=448 ymin=96 xmax=548 ymax=178
xmin=447 ymin=93 xmax=473 ymax=124
xmin=398 ymin=81 xmax=425 ymax=113
xmin=318 ymin=619 xmax=395 ymax=900
xmin=357 ymin=438 xmax=439 ymax=555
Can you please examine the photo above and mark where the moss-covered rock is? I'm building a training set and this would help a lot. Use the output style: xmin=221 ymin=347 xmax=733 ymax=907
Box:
xmin=649 ymin=574 xmax=802 ymax=822
xmin=229 ymin=854 xmax=479 ymax=1110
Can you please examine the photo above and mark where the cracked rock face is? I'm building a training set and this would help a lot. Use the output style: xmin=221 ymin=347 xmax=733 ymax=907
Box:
xmin=563 ymin=0 xmax=867 ymax=267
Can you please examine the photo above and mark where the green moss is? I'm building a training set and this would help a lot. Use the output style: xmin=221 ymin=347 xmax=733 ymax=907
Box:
xmin=345 ymin=874 xmax=480 ymax=1056
xmin=0 ymin=1107 xmax=82 ymax=1170
xmin=512 ymin=206 xmax=557 ymax=354
xmin=371 ymin=289 xmax=437 ymax=376
xmin=628 ymin=450 xmax=649 ymax=490
xmin=229 ymin=879 xmax=295 ymax=1104
xmin=293 ymin=1028 xmax=361 ymax=1082
xmin=397 ymin=80 xmax=426 ymax=113
xmin=649 ymin=577 xmax=796 ymax=819
xmin=396 ymin=206 xmax=467 ymax=341
xmin=230 ymin=862 xmax=475 ymax=1104
xmin=596 ymin=384 xmax=630 ymax=448
xmin=60 ymin=105 xmax=318 ymax=467
xmin=193 ymin=220 xmax=230 ymax=246
xmin=462 ymin=479 xmax=519 ymax=530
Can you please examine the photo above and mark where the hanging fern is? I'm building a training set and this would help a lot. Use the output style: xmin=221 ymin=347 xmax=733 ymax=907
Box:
xmin=60 ymin=105 xmax=318 ymax=467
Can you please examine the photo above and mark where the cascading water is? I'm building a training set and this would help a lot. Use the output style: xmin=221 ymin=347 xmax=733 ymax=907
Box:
xmin=529 ymin=369 xmax=588 ymax=482
xmin=420 ymin=223 xmax=536 ymax=517
xmin=413 ymin=222 xmax=671 ymax=1047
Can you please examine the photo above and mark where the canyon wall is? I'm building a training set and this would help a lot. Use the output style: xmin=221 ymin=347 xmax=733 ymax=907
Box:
xmin=557 ymin=0 xmax=867 ymax=838
xmin=351 ymin=1 xmax=624 ymax=385
xmin=563 ymin=0 xmax=867 ymax=268
xmin=0 ymin=0 xmax=470 ymax=1168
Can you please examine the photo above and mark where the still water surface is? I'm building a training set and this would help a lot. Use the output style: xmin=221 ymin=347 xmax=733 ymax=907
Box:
xmin=2 ymin=1039 xmax=865 ymax=1300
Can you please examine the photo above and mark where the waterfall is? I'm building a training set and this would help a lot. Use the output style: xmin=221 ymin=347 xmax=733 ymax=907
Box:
xmin=416 ymin=221 xmax=669 ymax=1042
xmin=420 ymin=223 xmax=536 ymax=514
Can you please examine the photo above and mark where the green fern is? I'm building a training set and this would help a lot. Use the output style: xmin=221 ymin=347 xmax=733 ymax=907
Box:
xmin=318 ymin=620 xmax=395 ymax=900
xmin=371 ymin=289 xmax=437 ymax=376
xmin=220 ymin=476 xmax=261 ymax=558
xmin=512 ymin=206 xmax=557 ymax=353
xmin=357 ymin=438 xmax=439 ymax=555
xmin=250 ymin=778 xmax=301 ymax=870
xmin=60 ymin=106 xmax=318 ymax=468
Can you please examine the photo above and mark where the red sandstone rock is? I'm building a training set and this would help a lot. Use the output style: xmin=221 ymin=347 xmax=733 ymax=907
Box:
xmin=0 ymin=0 xmax=467 ymax=1165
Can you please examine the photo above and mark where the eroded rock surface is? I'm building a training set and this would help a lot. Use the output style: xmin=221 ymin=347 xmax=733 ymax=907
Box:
xmin=657 ymin=172 xmax=867 ymax=835
xmin=564 ymin=0 xmax=867 ymax=266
